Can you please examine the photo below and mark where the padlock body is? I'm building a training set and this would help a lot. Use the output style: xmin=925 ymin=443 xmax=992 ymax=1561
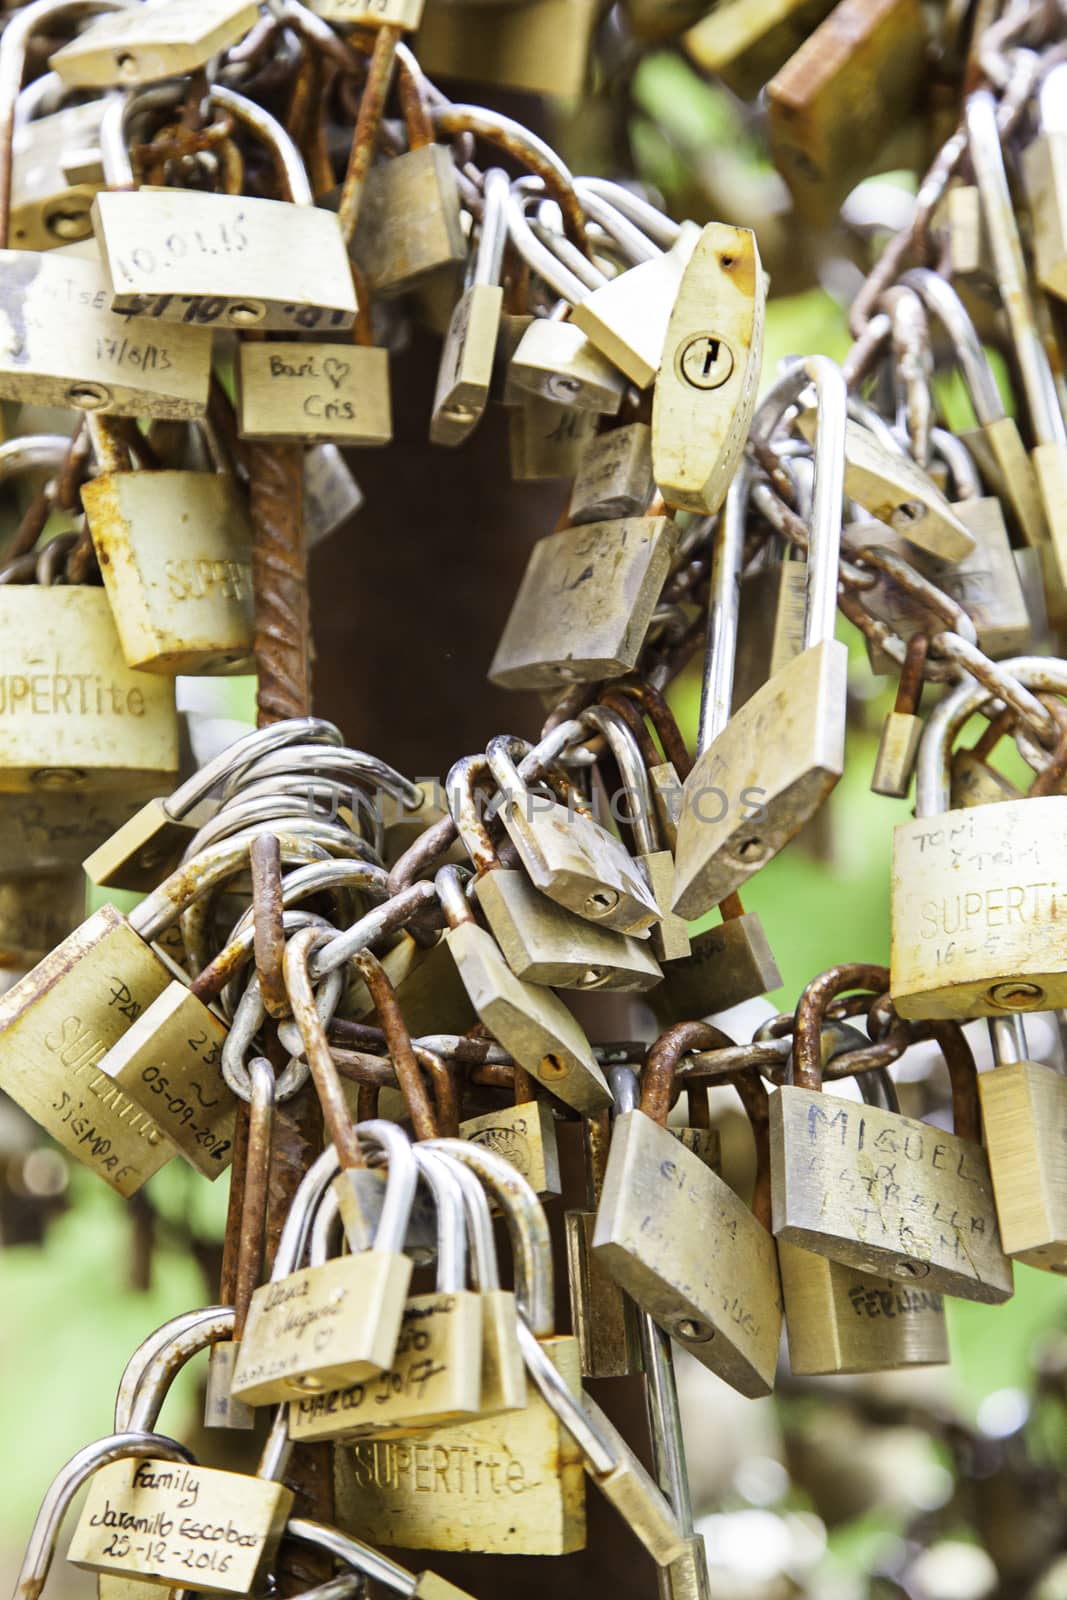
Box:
xmin=446 ymin=922 xmax=611 ymax=1115
xmin=565 ymin=1209 xmax=643 ymax=1378
xmin=508 ymin=396 xmax=595 ymax=481
xmin=0 ymin=904 xmax=175 ymax=1194
xmin=1023 ymin=131 xmax=1067 ymax=300
xmin=593 ymin=1110 xmax=782 ymax=1396
xmin=891 ymin=795 xmax=1067 ymax=1018
xmin=672 ymin=638 xmax=848 ymax=918
xmin=0 ymin=587 xmax=179 ymax=791
xmin=11 ymin=101 xmax=104 ymax=252
xmin=474 ymin=868 xmax=662 ymax=991
xmin=84 ymin=470 xmax=254 ymax=674
xmin=643 ymin=915 xmax=783 ymax=1024
xmin=335 ymin=1334 xmax=585 ymax=1554
xmin=769 ymin=1085 xmax=1013 ymax=1302
xmin=778 ymin=1239 xmax=948 ymax=1375
xmin=100 ymin=981 xmax=235 ymax=1177
xmin=459 ymin=1099 xmax=562 ymax=1198
xmin=569 ymin=423 xmax=654 ymax=524
xmin=0 ymin=870 xmax=85 ymax=969
xmin=232 ymin=1250 xmax=414 ymax=1404
xmin=68 ymin=1458 xmax=292 ymax=1595
xmin=979 ymin=1059 xmax=1067 ymax=1271
xmin=237 ymin=343 xmax=392 ymax=446
xmin=51 ymin=0 xmax=260 ymax=86
xmin=93 ymin=189 xmax=356 ymax=332
xmin=288 ymin=1290 xmax=484 ymax=1440
xmin=490 ymin=517 xmax=678 ymax=690
xmin=0 ymin=249 xmax=211 ymax=418
xmin=494 ymin=796 xmax=661 ymax=937
xmin=353 ymin=147 xmax=466 ymax=296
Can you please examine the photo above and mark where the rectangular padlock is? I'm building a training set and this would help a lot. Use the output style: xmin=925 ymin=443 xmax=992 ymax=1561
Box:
xmin=236 ymin=342 xmax=392 ymax=446
xmin=50 ymin=0 xmax=260 ymax=87
xmin=0 ymin=248 xmax=212 ymax=417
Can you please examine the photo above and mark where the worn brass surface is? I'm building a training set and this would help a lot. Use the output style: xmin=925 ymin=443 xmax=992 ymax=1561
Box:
xmin=509 ymin=395 xmax=595 ymax=481
xmin=769 ymin=1085 xmax=1013 ymax=1302
xmin=872 ymin=711 xmax=923 ymax=800
xmin=0 ymin=904 xmax=174 ymax=1195
xmin=354 ymin=147 xmax=466 ymax=297
xmin=652 ymin=222 xmax=765 ymax=514
xmin=569 ymin=424 xmax=654 ymax=525
xmin=237 ymin=342 xmax=392 ymax=445
xmin=335 ymin=1334 xmax=585 ymax=1554
xmin=0 ymin=871 xmax=85 ymax=969
xmin=414 ymin=0 xmax=596 ymax=96
xmin=672 ymin=638 xmax=848 ymax=918
xmin=83 ymin=799 xmax=201 ymax=894
xmin=233 ymin=1251 xmax=414 ymax=1404
xmin=891 ymin=795 xmax=1067 ymax=1018
xmin=1024 ymin=132 xmax=1067 ymax=300
xmin=445 ymin=922 xmax=610 ymax=1116
xmin=490 ymin=517 xmax=678 ymax=690
xmin=648 ymin=914 xmax=782 ymax=1026
xmin=779 ymin=1239 xmax=948 ymax=1374
xmin=84 ymin=470 xmax=254 ymax=674
xmin=68 ymin=1459 xmax=292 ymax=1594
xmin=571 ymin=224 xmax=701 ymax=389
xmin=474 ymin=869 xmax=662 ymax=991
xmin=565 ymin=1208 xmax=642 ymax=1378
xmin=509 ymin=321 xmax=626 ymax=415
xmin=11 ymin=101 xmax=104 ymax=252
xmin=288 ymin=1291 xmax=483 ymax=1439
xmin=979 ymin=1060 xmax=1067 ymax=1271
xmin=431 ymin=284 xmax=503 ymax=447
xmin=593 ymin=1110 xmax=782 ymax=1396
xmin=100 ymin=980 xmax=235 ymax=1178
xmin=93 ymin=190 xmax=356 ymax=334
xmin=0 ymin=587 xmax=178 ymax=792
xmin=0 ymin=249 xmax=211 ymax=417
xmin=51 ymin=0 xmax=259 ymax=86
xmin=459 ymin=1099 xmax=562 ymax=1198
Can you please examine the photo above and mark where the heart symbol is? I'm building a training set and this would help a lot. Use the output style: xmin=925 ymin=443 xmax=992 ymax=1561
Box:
xmin=323 ymin=356 xmax=350 ymax=391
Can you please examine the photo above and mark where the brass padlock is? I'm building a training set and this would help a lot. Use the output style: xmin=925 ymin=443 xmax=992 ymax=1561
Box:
xmin=288 ymin=1144 xmax=484 ymax=1440
xmin=770 ymin=964 xmax=1013 ymax=1303
xmin=684 ymin=0 xmax=838 ymax=101
xmin=435 ymin=864 xmax=612 ymax=1117
xmin=414 ymin=0 xmax=596 ymax=99
xmin=431 ymin=168 xmax=508 ymax=447
xmin=352 ymin=96 xmax=465 ymax=297
xmin=11 ymin=95 xmax=104 ymax=252
xmin=0 ymin=247 xmax=212 ymax=417
xmin=891 ymin=661 xmax=1067 ymax=1018
xmin=233 ymin=1119 xmax=417 ymax=1405
xmin=0 ymin=870 xmax=86 ymax=971
xmin=337 ymin=1138 xmax=586 ymax=1555
xmin=652 ymin=220 xmax=765 ymax=515
xmin=647 ymin=893 xmax=782 ymax=1027
xmin=979 ymin=1014 xmax=1067 ymax=1273
xmin=594 ymin=1027 xmax=782 ymax=1396
xmin=460 ymin=1074 xmax=562 ymax=1201
xmin=779 ymin=1044 xmax=949 ymax=1377
xmin=566 ymin=1106 xmax=643 ymax=1378
xmin=50 ymin=0 xmax=259 ymax=87
xmin=569 ymin=423 xmax=655 ymax=524
xmin=508 ymin=392 xmax=596 ymax=481
xmin=673 ymin=359 xmax=848 ymax=918
xmin=871 ymin=633 xmax=928 ymax=800
xmin=237 ymin=337 xmax=391 ymax=446
xmin=766 ymin=0 xmax=928 ymax=225
xmin=83 ymin=418 xmax=254 ymax=675
xmin=485 ymin=735 xmax=662 ymax=937
xmin=449 ymin=753 xmax=662 ymax=992
xmin=1022 ymin=64 xmax=1067 ymax=302
xmin=0 ymin=583 xmax=179 ymax=791
xmin=490 ymin=514 xmax=678 ymax=690
xmin=508 ymin=310 xmax=627 ymax=416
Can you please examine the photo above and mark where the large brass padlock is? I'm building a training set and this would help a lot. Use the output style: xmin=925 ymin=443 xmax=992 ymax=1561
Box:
xmin=891 ymin=662 xmax=1067 ymax=1019
xmin=979 ymin=1014 xmax=1067 ymax=1273
xmin=594 ymin=1026 xmax=783 ymax=1397
xmin=83 ymin=420 xmax=254 ymax=675
xmin=336 ymin=1140 xmax=586 ymax=1555
xmin=11 ymin=97 xmax=105 ymax=252
xmin=0 ymin=247 xmax=212 ymax=417
xmin=0 ymin=584 xmax=179 ymax=791
xmin=770 ymin=964 xmax=1013 ymax=1304
xmin=778 ymin=1052 xmax=949 ymax=1377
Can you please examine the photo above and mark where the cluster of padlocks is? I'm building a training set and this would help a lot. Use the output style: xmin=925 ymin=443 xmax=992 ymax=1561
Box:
xmin=3 ymin=0 xmax=1067 ymax=1593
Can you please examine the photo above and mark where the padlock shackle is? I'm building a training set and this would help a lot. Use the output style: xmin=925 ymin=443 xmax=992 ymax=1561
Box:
xmin=576 ymin=177 xmax=682 ymax=250
xmin=114 ymin=1306 xmax=232 ymax=1432
xmin=121 ymin=1308 xmax=234 ymax=1433
xmin=446 ymin=753 xmax=505 ymax=873
xmin=287 ymin=926 xmax=366 ymax=1168
xmin=221 ymin=744 xmax=421 ymax=809
xmin=413 ymin=1145 xmax=468 ymax=1293
xmin=506 ymin=188 xmax=597 ymax=307
xmin=602 ymin=678 xmax=693 ymax=780
xmin=793 ymin=964 xmax=891 ymax=1091
xmin=0 ymin=0 xmax=131 ymax=241
xmin=428 ymin=1149 xmax=502 ymax=1291
xmin=575 ymin=184 xmax=660 ymax=265
xmin=310 ymin=879 xmax=439 ymax=978
xmin=433 ymin=103 xmax=588 ymax=255
xmin=425 ymin=1136 xmax=554 ymax=1336
xmin=896 ymin=268 xmax=1005 ymax=428
xmin=514 ymin=1320 xmax=616 ymax=1476
xmin=930 ymin=426 xmax=982 ymax=502
xmin=474 ymin=167 xmax=510 ymax=289
xmin=0 ymin=434 xmax=74 ymax=485
xmin=641 ymin=1021 xmax=734 ymax=1126
xmin=581 ymin=703 xmax=658 ymax=856
xmin=16 ymin=1432 xmax=193 ymax=1600
xmin=164 ymin=718 xmax=344 ymax=824
xmin=965 ymin=89 xmax=1067 ymax=449
xmin=752 ymin=355 xmax=848 ymax=656
xmin=696 ymin=455 xmax=752 ymax=754
xmin=352 ymin=947 xmax=438 ymax=1141
xmin=286 ymin=1517 xmax=420 ymax=1597
xmin=132 ymin=831 xmax=329 ymax=941
xmin=915 ymin=655 xmax=1067 ymax=815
